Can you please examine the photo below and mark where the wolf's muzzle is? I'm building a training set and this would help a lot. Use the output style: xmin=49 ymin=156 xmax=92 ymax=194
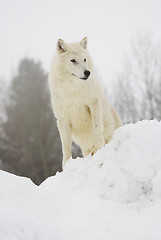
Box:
xmin=81 ymin=70 xmax=90 ymax=80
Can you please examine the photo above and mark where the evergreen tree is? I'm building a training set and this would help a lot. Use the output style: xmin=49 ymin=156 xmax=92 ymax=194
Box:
xmin=0 ymin=58 xmax=62 ymax=184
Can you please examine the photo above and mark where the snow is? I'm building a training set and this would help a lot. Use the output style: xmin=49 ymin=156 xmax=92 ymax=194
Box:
xmin=0 ymin=120 xmax=161 ymax=240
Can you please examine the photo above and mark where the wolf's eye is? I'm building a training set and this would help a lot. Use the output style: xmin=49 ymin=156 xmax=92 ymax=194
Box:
xmin=71 ymin=59 xmax=77 ymax=63
xmin=84 ymin=58 xmax=86 ymax=62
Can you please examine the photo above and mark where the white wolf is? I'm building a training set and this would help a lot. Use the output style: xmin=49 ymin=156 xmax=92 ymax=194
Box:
xmin=49 ymin=37 xmax=122 ymax=168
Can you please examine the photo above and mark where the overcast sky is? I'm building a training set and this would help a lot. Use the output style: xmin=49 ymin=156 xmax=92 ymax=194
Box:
xmin=1 ymin=0 xmax=161 ymax=85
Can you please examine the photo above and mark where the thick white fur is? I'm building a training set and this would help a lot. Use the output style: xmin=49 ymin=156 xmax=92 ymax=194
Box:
xmin=49 ymin=37 xmax=122 ymax=168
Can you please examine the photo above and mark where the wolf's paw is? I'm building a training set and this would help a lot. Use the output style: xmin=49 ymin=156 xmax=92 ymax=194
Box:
xmin=91 ymin=148 xmax=97 ymax=156
xmin=91 ymin=145 xmax=102 ymax=156
xmin=91 ymin=137 xmax=105 ymax=156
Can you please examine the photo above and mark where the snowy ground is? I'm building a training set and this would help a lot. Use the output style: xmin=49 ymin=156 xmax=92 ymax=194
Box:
xmin=0 ymin=120 xmax=161 ymax=240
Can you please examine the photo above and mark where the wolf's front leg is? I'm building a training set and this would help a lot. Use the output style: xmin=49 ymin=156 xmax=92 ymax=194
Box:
xmin=57 ymin=119 xmax=72 ymax=169
xmin=90 ymin=99 xmax=105 ymax=155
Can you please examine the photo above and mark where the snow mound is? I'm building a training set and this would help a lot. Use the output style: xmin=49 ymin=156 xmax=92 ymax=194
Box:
xmin=62 ymin=119 xmax=161 ymax=206
xmin=0 ymin=120 xmax=161 ymax=240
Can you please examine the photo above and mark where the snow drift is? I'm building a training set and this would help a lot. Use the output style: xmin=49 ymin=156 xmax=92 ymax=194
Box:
xmin=0 ymin=120 xmax=161 ymax=240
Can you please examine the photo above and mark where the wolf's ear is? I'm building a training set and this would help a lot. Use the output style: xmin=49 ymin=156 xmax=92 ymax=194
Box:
xmin=57 ymin=39 xmax=67 ymax=54
xmin=80 ymin=37 xmax=87 ymax=49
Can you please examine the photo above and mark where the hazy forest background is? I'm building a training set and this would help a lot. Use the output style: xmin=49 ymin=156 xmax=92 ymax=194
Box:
xmin=0 ymin=34 xmax=161 ymax=185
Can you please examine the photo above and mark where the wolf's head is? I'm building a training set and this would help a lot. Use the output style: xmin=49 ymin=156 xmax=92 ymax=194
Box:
xmin=56 ymin=37 xmax=93 ymax=81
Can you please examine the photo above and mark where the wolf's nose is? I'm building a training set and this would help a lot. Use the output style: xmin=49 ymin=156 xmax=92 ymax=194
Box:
xmin=84 ymin=70 xmax=90 ymax=78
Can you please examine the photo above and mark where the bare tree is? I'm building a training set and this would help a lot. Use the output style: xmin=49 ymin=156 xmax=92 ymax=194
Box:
xmin=112 ymin=34 xmax=161 ymax=124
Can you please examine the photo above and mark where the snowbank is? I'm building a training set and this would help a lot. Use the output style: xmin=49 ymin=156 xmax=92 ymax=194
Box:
xmin=0 ymin=120 xmax=161 ymax=240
